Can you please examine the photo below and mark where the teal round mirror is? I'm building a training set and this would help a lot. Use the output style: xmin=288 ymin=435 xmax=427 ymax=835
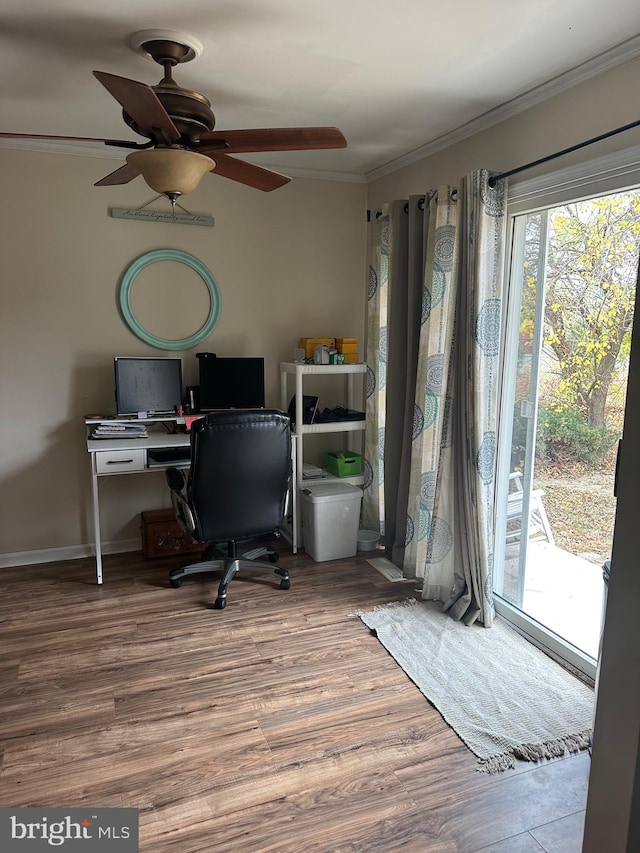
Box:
xmin=119 ymin=249 xmax=221 ymax=350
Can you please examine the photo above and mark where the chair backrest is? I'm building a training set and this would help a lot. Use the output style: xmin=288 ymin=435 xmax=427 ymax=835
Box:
xmin=188 ymin=409 xmax=291 ymax=543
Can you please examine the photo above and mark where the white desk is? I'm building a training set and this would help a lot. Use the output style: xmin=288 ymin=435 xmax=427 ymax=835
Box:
xmin=86 ymin=416 xmax=191 ymax=584
xmin=85 ymin=414 xmax=297 ymax=584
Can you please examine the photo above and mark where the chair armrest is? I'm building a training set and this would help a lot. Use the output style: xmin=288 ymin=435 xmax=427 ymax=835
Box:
xmin=165 ymin=467 xmax=196 ymax=536
xmin=166 ymin=466 xmax=186 ymax=492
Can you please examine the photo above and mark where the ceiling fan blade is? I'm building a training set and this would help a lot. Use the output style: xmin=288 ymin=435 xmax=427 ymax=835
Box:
xmin=195 ymin=127 xmax=347 ymax=153
xmin=94 ymin=162 xmax=140 ymax=187
xmin=0 ymin=131 xmax=141 ymax=146
xmin=93 ymin=71 xmax=181 ymax=143
xmin=203 ymin=152 xmax=290 ymax=191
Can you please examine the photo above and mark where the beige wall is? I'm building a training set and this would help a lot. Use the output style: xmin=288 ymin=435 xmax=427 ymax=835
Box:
xmin=366 ymin=55 xmax=640 ymax=853
xmin=0 ymin=147 xmax=366 ymax=557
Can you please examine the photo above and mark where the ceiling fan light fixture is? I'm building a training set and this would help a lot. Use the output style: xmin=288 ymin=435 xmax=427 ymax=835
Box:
xmin=126 ymin=149 xmax=214 ymax=197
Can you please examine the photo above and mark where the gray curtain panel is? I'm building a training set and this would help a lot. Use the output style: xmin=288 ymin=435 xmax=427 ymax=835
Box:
xmin=365 ymin=170 xmax=506 ymax=626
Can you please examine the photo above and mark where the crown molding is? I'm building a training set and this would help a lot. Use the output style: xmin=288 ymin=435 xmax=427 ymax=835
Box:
xmin=0 ymin=137 xmax=365 ymax=184
xmin=366 ymin=34 xmax=640 ymax=184
xmin=0 ymin=138 xmax=126 ymax=160
xmin=272 ymin=163 xmax=365 ymax=183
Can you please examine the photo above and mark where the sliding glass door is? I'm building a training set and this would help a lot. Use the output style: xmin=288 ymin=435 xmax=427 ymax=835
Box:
xmin=495 ymin=189 xmax=638 ymax=676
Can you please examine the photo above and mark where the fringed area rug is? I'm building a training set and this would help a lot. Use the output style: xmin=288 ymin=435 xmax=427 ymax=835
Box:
xmin=356 ymin=598 xmax=594 ymax=772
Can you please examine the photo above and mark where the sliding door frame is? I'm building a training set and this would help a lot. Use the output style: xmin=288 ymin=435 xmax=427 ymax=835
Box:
xmin=494 ymin=142 xmax=640 ymax=682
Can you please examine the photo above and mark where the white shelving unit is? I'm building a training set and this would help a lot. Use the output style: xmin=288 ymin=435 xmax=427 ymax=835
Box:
xmin=280 ymin=361 xmax=367 ymax=551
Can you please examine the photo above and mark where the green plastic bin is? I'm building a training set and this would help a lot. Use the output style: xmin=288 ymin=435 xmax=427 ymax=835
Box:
xmin=323 ymin=450 xmax=362 ymax=477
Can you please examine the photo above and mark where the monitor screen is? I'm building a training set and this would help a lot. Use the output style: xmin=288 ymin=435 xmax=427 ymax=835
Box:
xmin=114 ymin=357 xmax=183 ymax=416
xmin=198 ymin=355 xmax=265 ymax=410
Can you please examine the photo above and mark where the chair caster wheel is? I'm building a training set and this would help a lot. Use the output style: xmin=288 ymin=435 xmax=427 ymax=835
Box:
xmin=169 ymin=578 xmax=182 ymax=589
xmin=280 ymin=578 xmax=291 ymax=590
xmin=214 ymin=597 xmax=227 ymax=609
xmin=268 ymin=551 xmax=279 ymax=563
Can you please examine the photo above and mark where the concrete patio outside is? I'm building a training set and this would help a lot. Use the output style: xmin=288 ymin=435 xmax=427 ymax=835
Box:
xmin=503 ymin=540 xmax=606 ymax=660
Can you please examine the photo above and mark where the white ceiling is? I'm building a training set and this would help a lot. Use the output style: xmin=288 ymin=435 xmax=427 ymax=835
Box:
xmin=1 ymin=0 xmax=640 ymax=183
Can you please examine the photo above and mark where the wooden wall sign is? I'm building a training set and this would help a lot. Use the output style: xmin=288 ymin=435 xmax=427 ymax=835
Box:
xmin=109 ymin=207 xmax=214 ymax=227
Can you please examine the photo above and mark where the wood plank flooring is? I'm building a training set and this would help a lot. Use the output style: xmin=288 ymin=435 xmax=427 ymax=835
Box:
xmin=0 ymin=545 xmax=590 ymax=852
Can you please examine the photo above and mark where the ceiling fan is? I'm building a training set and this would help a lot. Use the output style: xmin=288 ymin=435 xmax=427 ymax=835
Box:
xmin=0 ymin=30 xmax=348 ymax=199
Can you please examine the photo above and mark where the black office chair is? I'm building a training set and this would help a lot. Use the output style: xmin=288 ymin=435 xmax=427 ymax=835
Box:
xmin=165 ymin=409 xmax=292 ymax=609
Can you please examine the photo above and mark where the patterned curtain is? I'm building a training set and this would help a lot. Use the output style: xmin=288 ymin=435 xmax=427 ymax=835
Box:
xmin=366 ymin=170 xmax=506 ymax=627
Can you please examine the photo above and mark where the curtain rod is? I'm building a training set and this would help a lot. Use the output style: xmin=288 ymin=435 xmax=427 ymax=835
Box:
xmin=367 ymin=198 xmax=425 ymax=221
xmin=488 ymin=117 xmax=640 ymax=187
xmin=367 ymin=190 xmax=460 ymax=221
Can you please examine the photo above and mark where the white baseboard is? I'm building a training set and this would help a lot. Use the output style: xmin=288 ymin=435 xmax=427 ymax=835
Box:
xmin=0 ymin=538 xmax=140 ymax=569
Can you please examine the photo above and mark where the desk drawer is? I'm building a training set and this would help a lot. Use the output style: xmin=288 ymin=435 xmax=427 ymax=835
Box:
xmin=95 ymin=448 xmax=146 ymax=474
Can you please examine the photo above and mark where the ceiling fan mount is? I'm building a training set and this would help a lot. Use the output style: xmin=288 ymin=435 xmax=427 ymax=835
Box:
xmin=0 ymin=28 xmax=348 ymax=195
xmin=130 ymin=29 xmax=204 ymax=65
xmin=125 ymin=32 xmax=216 ymax=141
xmin=138 ymin=37 xmax=192 ymax=67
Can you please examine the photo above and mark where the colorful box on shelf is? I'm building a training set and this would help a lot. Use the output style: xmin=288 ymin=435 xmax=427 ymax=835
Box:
xmin=336 ymin=337 xmax=358 ymax=354
xmin=324 ymin=450 xmax=363 ymax=477
xmin=298 ymin=338 xmax=336 ymax=358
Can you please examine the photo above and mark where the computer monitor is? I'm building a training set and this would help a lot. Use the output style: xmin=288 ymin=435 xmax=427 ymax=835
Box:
xmin=197 ymin=355 xmax=265 ymax=410
xmin=114 ymin=357 xmax=183 ymax=416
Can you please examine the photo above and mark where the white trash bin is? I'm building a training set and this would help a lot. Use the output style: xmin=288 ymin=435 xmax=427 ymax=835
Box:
xmin=301 ymin=482 xmax=362 ymax=561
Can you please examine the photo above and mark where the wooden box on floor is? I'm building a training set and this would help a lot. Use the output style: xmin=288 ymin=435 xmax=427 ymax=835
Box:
xmin=140 ymin=509 xmax=205 ymax=559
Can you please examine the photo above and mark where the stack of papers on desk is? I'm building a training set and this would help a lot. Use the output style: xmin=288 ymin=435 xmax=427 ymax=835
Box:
xmin=91 ymin=423 xmax=148 ymax=439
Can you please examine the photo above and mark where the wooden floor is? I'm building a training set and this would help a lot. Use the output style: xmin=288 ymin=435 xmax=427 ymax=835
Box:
xmin=0 ymin=545 xmax=591 ymax=852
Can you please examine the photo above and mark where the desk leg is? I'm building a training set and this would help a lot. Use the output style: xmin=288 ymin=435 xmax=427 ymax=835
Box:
xmin=90 ymin=467 xmax=103 ymax=585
